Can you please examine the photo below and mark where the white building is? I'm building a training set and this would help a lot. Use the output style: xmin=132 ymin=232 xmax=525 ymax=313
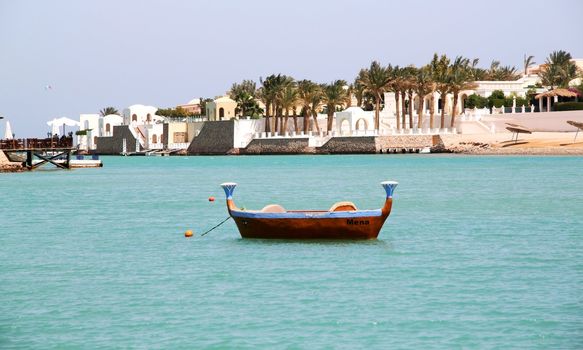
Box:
xmin=123 ymin=104 xmax=164 ymax=125
xmin=77 ymin=113 xmax=123 ymax=150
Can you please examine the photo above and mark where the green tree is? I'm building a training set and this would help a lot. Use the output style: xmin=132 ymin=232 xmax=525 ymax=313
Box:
xmin=485 ymin=60 xmax=519 ymax=81
xmin=388 ymin=66 xmax=404 ymax=129
xmin=400 ymin=66 xmax=417 ymax=129
xmin=358 ymin=61 xmax=392 ymax=131
xmin=449 ymin=56 xmax=478 ymax=127
xmin=353 ymin=69 xmax=367 ymax=108
xmin=297 ymin=80 xmax=323 ymax=133
xmin=279 ymin=83 xmax=299 ymax=133
xmin=540 ymin=50 xmax=577 ymax=89
xmin=488 ymin=90 xmax=505 ymax=108
xmin=431 ymin=53 xmax=451 ymax=129
xmin=465 ymin=94 xmax=488 ymax=109
xmin=259 ymin=74 xmax=293 ymax=134
xmin=99 ymin=107 xmax=119 ymax=116
xmin=322 ymin=80 xmax=349 ymax=132
xmin=523 ymin=54 xmax=536 ymax=76
xmin=230 ymin=80 xmax=258 ymax=117
xmin=413 ymin=65 xmax=435 ymax=129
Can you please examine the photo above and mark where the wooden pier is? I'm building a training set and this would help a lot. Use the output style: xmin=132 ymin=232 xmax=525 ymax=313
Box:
xmin=1 ymin=136 xmax=75 ymax=170
xmin=2 ymin=148 xmax=74 ymax=170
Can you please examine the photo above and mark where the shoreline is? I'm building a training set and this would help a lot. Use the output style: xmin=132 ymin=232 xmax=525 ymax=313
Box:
xmin=2 ymin=131 xmax=582 ymax=172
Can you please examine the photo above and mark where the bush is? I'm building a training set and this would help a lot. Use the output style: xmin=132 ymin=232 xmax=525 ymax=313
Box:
xmin=554 ymin=102 xmax=583 ymax=111
xmin=490 ymin=90 xmax=505 ymax=100
xmin=489 ymin=99 xmax=505 ymax=108
xmin=465 ymin=94 xmax=488 ymax=109
xmin=488 ymin=90 xmax=505 ymax=108
xmin=516 ymin=97 xmax=528 ymax=107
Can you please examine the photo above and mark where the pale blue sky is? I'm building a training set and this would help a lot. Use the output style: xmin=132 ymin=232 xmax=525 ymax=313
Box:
xmin=1 ymin=0 xmax=582 ymax=136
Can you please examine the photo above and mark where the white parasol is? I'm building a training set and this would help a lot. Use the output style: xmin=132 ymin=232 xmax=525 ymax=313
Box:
xmin=4 ymin=120 xmax=13 ymax=139
xmin=47 ymin=117 xmax=80 ymax=136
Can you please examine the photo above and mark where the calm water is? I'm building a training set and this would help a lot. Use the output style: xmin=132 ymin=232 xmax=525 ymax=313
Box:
xmin=1 ymin=155 xmax=582 ymax=349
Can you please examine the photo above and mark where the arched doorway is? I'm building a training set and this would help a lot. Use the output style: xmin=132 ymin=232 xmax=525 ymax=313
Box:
xmin=105 ymin=123 xmax=111 ymax=134
xmin=460 ymin=94 xmax=468 ymax=114
xmin=152 ymin=134 xmax=157 ymax=143
xmin=339 ymin=119 xmax=350 ymax=134
xmin=146 ymin=113 xmax=151 ymax=123
xmin=355 ymin=118 xmax=368 ymax=131
xmin=132 ymin=114 xmax=137 ymax=122
xmin=219 ymin=108 xmax=225 ymax=120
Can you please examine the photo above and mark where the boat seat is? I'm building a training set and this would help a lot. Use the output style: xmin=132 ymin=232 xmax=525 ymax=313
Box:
xmin=329 ymin=201 xmax=358 ymax=212
xmin=261 ymin=204 xmax=286 ymax=213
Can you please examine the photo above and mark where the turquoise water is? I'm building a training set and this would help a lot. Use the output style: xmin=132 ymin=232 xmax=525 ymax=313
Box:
xmin=1 ymin=155 xmax=582 ymax=349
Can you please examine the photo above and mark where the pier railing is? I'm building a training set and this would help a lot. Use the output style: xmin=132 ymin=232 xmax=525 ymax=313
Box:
xmin=0 ymin=137 xmax=73 ymax=150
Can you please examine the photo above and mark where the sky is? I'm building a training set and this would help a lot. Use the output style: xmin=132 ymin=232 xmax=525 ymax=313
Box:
xmin=1 ymin=0 xmax=582 ymax=137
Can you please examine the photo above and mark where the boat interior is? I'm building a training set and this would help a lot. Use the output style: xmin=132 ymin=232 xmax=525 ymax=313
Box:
xmin=239 ymin=201 xmax=359 ymax=214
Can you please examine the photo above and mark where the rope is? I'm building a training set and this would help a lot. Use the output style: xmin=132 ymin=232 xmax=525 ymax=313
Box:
xmin=200 ymin=216 xmax=231 ymax=237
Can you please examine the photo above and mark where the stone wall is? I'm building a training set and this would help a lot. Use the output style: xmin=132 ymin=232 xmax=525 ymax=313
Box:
xmin=187 ymin=120 xmax=236 ymax=155
xmin=241 ymin=138 xmax=314 ymax=155
xmin=0 ymin=150 xmax=24 ymax=172
xmin=318 ymin=137 xmax=377 ymax=154
xmin=375 ymin=135 xmax=436 ymax=151
xmin=96 ymin=125 xmax=141 ymax=155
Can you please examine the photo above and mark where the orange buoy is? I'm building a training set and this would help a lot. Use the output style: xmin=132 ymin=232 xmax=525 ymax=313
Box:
xmin=185 ymin=229 xmax=193 ymax=238
xmin=208 ymin=196 xmax=215 ymax=202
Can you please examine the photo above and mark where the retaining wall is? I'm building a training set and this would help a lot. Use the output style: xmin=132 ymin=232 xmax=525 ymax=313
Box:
xmin=241 ymin=138 xmax=314 ymax=155
xmin=187 ymin=120 xmax=236 ymax=155
xmin=96 ymin=125 xmax=141 ymax=155
xmin=375 ymin=135 xmax=436 ymax=151
xmin=318 ymin=137 xmax=377 ymax=154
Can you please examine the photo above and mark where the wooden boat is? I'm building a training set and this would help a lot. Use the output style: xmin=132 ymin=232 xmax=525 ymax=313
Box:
xmin=220 ymin=181 xmax=398 ymax=240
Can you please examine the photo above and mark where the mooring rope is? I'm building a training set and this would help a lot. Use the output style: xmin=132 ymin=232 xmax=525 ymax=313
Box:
xmin=200 ymin=216 xmax=231 ymax=237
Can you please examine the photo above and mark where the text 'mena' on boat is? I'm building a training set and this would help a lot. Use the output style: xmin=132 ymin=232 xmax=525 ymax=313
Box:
xmin=221 ymin=181 xmax=398 ymax=240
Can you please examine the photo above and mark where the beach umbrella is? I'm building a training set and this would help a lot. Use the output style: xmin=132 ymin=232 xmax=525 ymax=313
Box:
xmin=47 ymin=117 xmax=79 ymax=136
xmin=535 ymin=88 xmax=578 ymax=99
xmin=47 ymin=118 xmax=61 ymax=136
xmin=4 ymin=120 xmax=13 ymax=140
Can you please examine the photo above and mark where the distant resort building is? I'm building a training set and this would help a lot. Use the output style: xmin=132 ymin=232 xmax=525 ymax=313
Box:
xmin=176 ymin=98 xmax=202 ymax=115
xmin=72 ymin=57 xmax=583 ymax=155
xmin=206 ymin=96 xmax=237 ymax=121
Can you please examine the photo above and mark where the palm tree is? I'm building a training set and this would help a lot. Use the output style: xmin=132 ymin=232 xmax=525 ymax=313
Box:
xmin=401 ymin=66 xmax=417 ymax=129
xmin=388 ymin=66 xmax=403 ymax=129
xmin=469 ymin=58 xmax=486 ymax=81
xmin=431 ymin=54 xmax=451 ymax=129
xmin=413 ymin=66 xmax=435 ymax=129
xmin=273 ymin=75 xmax=294 ymax=134
xmin=229 ymin=80 xmax=257 ymax=117
xmin=322 ymin=80 xmax=349 ymax=132
xmin=259 ymin=75 xmax=277 ymax=133
xmin=279 ymin=83 xmax=299 ymax=134
xmin=449 ymin=56 xmax=478 ymax=128
xmin=358 ymin=61 xmax=392 ymax=131
xmin=259 ymin=74 xmax=293 ymax=134
xmin=353 ymin=69 xmax=367 ymax=107
xmin=99 ymin=107 xmax=119 ymax=116
xmin=297 ymin=80 xmax=323 ymax=133
xmin=485 ymin=60 xmax=519 ymax=81
xmin=523 ymin=54 xmax=536 ymax=76
xmin=542 ymin=50 xmax=577 ymax=88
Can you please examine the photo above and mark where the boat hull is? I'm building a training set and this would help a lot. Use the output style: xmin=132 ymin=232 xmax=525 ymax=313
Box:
xmin=220 ymin=181 xmax=397 ymax=240
xmin=231 ymin=215 xmax=387 ymax=240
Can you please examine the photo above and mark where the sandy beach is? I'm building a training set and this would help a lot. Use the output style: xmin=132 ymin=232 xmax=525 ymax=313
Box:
xmin=441 ymin=131 xmax=583 ymax=155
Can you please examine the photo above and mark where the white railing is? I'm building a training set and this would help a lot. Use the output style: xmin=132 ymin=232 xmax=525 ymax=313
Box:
xmin=168 ymin=143 xmax=189 ymax=149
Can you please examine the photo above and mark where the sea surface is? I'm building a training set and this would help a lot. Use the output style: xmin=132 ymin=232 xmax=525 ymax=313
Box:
xmin=1 ymin=155 xmax=582 ymax=349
